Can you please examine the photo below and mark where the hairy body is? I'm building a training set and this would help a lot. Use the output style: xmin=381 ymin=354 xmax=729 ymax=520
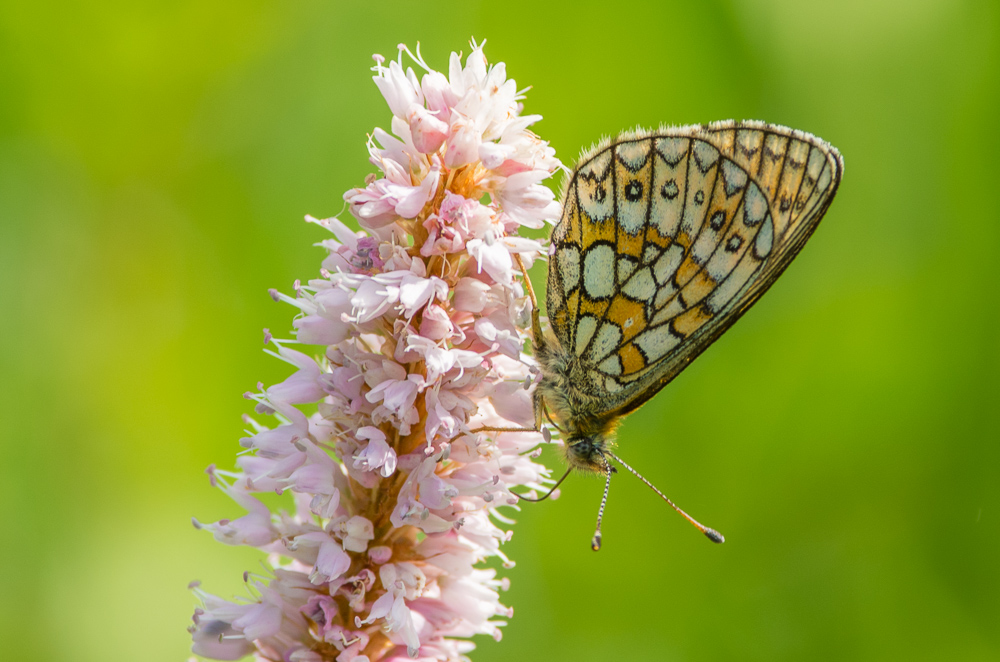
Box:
xmin=533 ymin=333 xmax=620 ymax=473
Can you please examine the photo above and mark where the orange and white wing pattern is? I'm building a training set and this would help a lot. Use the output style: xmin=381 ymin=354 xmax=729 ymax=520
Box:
xmin=545 ymin=120 xmax=843 ymax=417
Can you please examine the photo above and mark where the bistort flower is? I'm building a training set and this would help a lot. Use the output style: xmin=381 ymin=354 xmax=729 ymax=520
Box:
xmin=189 ymin=39 xmax=561 ymax=662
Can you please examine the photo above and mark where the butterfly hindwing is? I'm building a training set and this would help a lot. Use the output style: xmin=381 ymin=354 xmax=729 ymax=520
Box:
xmin=546 ymin=121 xmax=843 ymax=417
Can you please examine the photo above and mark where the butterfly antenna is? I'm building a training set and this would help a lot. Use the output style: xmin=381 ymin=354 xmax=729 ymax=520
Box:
xmin=591 ymin=457 xmax=615 ymax=551
xmin=605 ymin=450 xmax=725 ymax=544
xmin=514 ymin=466 xmax=572 ymax=502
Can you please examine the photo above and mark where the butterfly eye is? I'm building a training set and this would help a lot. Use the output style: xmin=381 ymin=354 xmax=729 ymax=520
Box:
xmin=565 ymin=436 xmax=605 ymax=472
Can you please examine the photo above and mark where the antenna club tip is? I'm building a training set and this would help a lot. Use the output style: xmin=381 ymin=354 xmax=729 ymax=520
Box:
xmin=591 ymin=533 xmax=602 ymax=551
xmin=705 ymin=528 xmax=725 ymax=544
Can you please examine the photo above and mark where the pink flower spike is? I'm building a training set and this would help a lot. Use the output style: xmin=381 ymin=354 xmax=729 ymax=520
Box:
xmin=191 ymin=39 xmax=560 ymax=662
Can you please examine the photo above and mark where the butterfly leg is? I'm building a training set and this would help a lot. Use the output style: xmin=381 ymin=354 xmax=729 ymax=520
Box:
xmin=467 ymin=254 xmax=550 ymax=437
xmin=468 ymin=383 xmax=550 ymax=437
xmin=513 ymin=253 xmax=546 ymax=354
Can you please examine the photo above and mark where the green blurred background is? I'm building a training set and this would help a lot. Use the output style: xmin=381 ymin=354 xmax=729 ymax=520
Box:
xmin=2 ymin=1 xmax=997 ymax=660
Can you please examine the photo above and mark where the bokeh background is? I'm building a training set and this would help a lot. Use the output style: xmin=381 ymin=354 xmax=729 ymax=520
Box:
xmin=2 ymin=1 xmax=997 ymax=660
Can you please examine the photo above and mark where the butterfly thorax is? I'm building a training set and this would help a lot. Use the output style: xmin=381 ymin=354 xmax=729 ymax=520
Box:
xmin=534 ymin=339 xmax=619 ymax=473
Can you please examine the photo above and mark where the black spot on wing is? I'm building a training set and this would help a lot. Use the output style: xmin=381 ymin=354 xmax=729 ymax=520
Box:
xmin=624 ymin=180 xmax=643 ymax=201
xmin=661 ymin=179 xmax=679 ymax=199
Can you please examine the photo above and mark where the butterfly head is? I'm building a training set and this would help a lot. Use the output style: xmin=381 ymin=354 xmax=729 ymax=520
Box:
xmin=565 ymin=433 xmax=616 ymax=474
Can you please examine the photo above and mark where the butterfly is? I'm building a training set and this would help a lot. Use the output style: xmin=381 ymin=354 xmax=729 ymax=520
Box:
xmin=517 ymin=120 xmax=843 ymax=549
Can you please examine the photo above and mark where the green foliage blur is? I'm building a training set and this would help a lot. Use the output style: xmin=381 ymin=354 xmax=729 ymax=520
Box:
xmin=2 ymin=1 xmax=997 ymax=660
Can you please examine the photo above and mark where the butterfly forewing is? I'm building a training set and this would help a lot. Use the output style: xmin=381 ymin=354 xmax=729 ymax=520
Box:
xmin=546 ymin=121 xmax=843 ymax=418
